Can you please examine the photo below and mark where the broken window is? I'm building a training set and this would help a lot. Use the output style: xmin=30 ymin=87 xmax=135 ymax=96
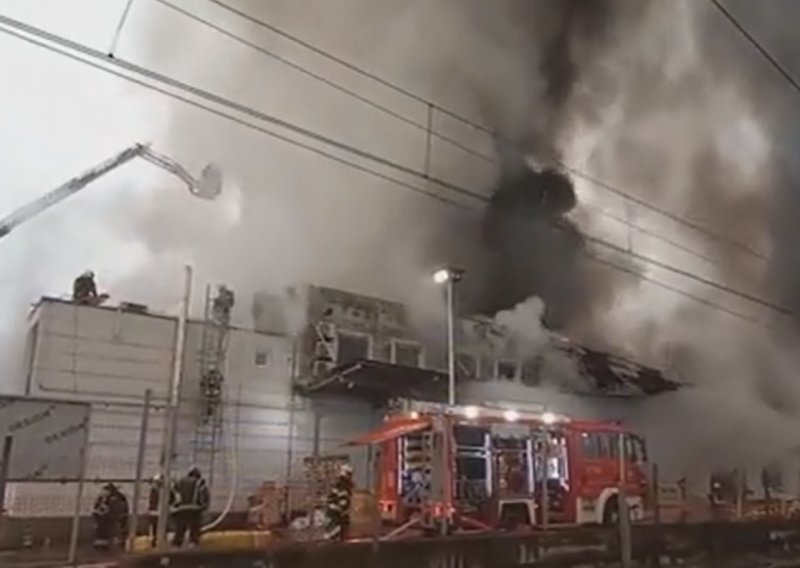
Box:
xmin=456 ymin=353 xmax=477 ymax=380
xmin=392 ymin=340 xmax=423 ymax=367
xmin=521 ymin=358 xmax=542 ymax=386
xmin=496 ymin=360 xmax=518 ymax=381
xmin=336 ymin=332 xmax=370 ymax=363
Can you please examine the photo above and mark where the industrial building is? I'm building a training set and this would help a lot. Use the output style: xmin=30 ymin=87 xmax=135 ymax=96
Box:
xmin=5 ymin=284 xmax=678 ymax=536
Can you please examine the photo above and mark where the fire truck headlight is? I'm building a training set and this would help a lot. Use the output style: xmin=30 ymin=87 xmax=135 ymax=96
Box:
xmin=409 ymin=411 xmax=420 ymax=419
xmin=542 ymin=411 xmax=556 ymax=425
xmin=503 ymin=409 xmax=520 ymax=422
xmin=463 ymin=406 xmax=480 ymax=420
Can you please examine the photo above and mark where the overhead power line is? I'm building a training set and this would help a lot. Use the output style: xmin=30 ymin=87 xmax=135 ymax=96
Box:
xmin=0 ymin=13 xmax=789 ymax=322
xmin=0 ymin=14 xmax=487 ymax=205
xmin=709 ymin=0 xmax=800 ymax=98
xmin=155 ymin=0 xmax=495 ymax=165
xmin=0 ymin=21 xmax=473 ymax=212
xmin=585 ymin=252 xmax=764 ymax=325
xmin=161 ymin=0 xmax=758 ymax=272
xmin=208 ymin=0 xmax=770 ymax=264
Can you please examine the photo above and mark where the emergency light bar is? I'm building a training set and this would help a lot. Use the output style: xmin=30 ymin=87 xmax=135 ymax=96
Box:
xmin=397 ymin=400 xmax=569 ymax=425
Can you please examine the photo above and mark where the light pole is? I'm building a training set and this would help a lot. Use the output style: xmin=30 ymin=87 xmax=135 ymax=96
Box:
xmin=433 ymin=267 xmax=464 ymax=406
xmin=0 ymin=143 xmax=223 ymax=240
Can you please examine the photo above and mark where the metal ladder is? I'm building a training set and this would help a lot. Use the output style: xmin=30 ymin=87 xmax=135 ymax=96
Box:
xmin=191 ymin=285 xmax=233 ymax=487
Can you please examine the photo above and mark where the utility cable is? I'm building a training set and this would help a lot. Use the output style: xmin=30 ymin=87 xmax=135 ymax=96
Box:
xmin=0 ymin=14 xmax=487 ymax=204
xmin=156 ymin=0 xmax=495 ymax=165
xmin=586 ymin=252 xmax=764 ymax=325
xmin=208 ymin=0 xmax=769 ymax=264
xmin=108 ymin=0 xmax=136 ymax=57
xmin=0 ymin=18 xmax=473 ymax=211
xmin=709 ymin=0 xmax=800 ymax=98
xmin=155 ymin=0 xmax=758 ymax=272
xmin=0 ymin=15 xmax=789 ymax=319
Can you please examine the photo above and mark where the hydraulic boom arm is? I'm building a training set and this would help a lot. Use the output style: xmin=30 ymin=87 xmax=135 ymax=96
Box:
xmin=0 ymin=143 xmax=220 ymax=241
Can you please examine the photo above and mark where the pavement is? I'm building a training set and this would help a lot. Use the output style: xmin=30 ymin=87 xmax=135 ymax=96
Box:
xmin=0 ymin=548 xmax=122 ymax=568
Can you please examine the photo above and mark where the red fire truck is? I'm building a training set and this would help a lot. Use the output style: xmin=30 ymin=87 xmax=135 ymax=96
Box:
xmin=347 ymin=402 xmax=649 ymax=534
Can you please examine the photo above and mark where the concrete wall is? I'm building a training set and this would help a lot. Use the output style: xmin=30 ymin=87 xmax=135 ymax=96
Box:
xmin=9 ymin=299 xmax=377 ymax=523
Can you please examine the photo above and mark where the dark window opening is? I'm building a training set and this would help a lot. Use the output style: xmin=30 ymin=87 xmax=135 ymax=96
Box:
xmin=393 ymin=341 xmax=422 ymax=367
xmin=521 ymin=358 xmax=542 ymax=386
xmin=456 ymin=354 xmax=477 ymax=380
xmin=496 ymin=360 xmax=518 ymax=381
xmin=254 ymin=351 xmax=269 ymax=367
xmin=337 ymin=332 xmax=370 ymax=363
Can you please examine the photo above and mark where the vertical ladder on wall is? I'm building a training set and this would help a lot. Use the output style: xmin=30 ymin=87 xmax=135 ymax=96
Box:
xmin=192 ymin=285 xmax=233 ymax=488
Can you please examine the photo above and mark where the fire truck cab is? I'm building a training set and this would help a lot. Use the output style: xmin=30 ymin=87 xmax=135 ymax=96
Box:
xmin=348 ymin=402 xmax=648 ymax=533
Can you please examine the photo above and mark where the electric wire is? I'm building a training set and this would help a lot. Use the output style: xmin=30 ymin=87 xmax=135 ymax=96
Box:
xmin=108 ymin=0 xmax=135 ymax=57
xmin=0 ymin=15 xmax=790 ymax=320
xmin=156 ymin=0 xmax=495 ymax=165
xmin=164 ymin=0 xmax=742 ymax=272
xmin=208 ymin=0 xmax=770 ymax=264
xmin=0 ymin=20 xmax=473 ymax=212
xmin=586 ymin=252 xmax=765 ymax=326
xmin=708 ymin=0 xmax=800 ymax=98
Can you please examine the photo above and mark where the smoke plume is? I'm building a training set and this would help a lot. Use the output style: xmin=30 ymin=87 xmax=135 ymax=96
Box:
xmin=5 ymin=0 xmax=800 ymax=486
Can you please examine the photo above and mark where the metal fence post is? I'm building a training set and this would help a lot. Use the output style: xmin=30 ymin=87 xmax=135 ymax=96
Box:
xmin=157 ymin=265 xmax=192 ymax=549
xmin=67 ymin=438 xmax=89 ymax=566
xmin=652 ymin=462 xmax=660 ymax=526
xmin=127 ymin=389 xmax=152 ymax=551
xmin=0 ymin=436 xmax=13 ymax=545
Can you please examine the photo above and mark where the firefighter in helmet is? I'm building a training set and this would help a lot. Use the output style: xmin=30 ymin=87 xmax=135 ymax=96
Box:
xmin=171 ymin=467 xmax=210 ymax=548
xmin=92 ymin=483 xmax=128 ymax=550
xmin=73 ymin=270 xmax=98 ymax=304
xmin=324 ymin=464 xmax=354 ymax=540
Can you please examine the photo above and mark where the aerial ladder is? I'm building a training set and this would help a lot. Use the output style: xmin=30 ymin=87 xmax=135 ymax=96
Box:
xmin=0 ymin=143 xmax=222 ymax=241
xmin=192 ymin=284 xmax=234 ymax=487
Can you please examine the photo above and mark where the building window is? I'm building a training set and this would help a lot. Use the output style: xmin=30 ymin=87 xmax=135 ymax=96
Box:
xmin=391 ymin=340 xmax=423 ymax=367
xmin=254 ymin=350 xmax=269 ymax=367
xmin=496 ymin=360 xmax=519 ymax=381
xmin=521 ymin=357 xmax=542 ymax=387
xmin=336 ymin=331 xmax=371 ymax=363
xmin=456 ymin=353 xmax=477 ymax=380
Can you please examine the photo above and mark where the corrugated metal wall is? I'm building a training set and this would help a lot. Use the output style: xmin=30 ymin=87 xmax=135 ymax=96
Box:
xmin=10 ymin=299 xmax=376 ymax=517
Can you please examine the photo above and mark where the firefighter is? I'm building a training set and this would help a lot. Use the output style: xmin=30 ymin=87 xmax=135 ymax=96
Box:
xmin=324 ymin=464 xmax=354 ymax=541
xmin=211 ymin=285 xmax=235 ymax=325
xmin=148 ymin=474 xmax=167 ymax=548
xmin=73 ymin=271 xmax=98 ymax=304
xmin=111 ymin=485 xmax=130 ymax=547
xmin=92 ymin=484 xmax=128 ymax=550
xmin=92 ymin=485 xmax=113 ymax=550
xmin=171 ymin=467 xmax=210 ymax=548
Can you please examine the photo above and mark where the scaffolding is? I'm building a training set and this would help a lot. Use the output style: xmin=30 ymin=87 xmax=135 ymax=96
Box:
xmin=192 ymin=285 xmax=234 ymax=486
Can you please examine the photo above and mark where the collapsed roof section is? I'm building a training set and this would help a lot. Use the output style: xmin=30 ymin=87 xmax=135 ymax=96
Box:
xmin=294 ymin=284 xmax=682 ymax=404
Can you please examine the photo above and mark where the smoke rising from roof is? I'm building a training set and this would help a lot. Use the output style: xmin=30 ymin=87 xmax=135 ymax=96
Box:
xmin=3 ymin=0 xmax=800 ymax=484
xmin=118 ymin=0 xmax=800 ymax=480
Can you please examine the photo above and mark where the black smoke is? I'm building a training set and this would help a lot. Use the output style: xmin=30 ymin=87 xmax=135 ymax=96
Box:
xmin=472 ymin=0 xmax=637 ymax=331
xmin=479 ymin=164 xmax=588 ymax=329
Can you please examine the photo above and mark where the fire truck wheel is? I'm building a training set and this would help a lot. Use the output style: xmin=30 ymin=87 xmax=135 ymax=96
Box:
xmin=602 ymin=495 xmax=620 ymax=526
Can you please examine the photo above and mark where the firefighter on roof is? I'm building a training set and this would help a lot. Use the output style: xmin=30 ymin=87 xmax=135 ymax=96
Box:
xmin=324 ymin=464 xmax=354 ymax=540
xmin=171 ymin=467 xmax=210 ymax=548
xmin=73 ymin=271 xmax=97 ymax=304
